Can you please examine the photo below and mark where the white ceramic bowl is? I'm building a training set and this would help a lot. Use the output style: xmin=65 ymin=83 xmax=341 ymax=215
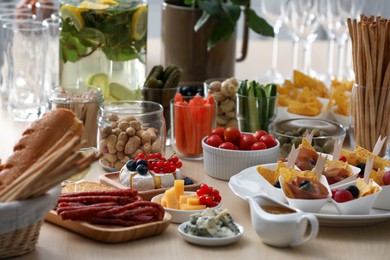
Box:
xmin=373 ymin=185 xmax=390 ymax=210
xmin=280 ymin=174 xmax=331 ymax=213
xmin=151 ymin=192 xmax=219 ymax=224
xmin=332 ymin=180 xmax=382 ymax=215
xmin=202 ymin=137 xmax=280 ymax=181
xmin=178 ymin=221 xmax=244 ymax=246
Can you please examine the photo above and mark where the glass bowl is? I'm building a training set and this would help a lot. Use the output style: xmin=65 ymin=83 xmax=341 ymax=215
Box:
xmin=269 ymin=118 xmax=346 ymax=158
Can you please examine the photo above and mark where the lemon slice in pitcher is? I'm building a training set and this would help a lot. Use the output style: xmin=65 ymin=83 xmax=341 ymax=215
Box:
xmin=86 ymin=73 xmax=110 ymax=97
xmin=60 ymin=4 xmax=84 ymax=30
xmin=97 ymin=0 xmax=118 ymax=6
xmin=131 ymin=5 xmax=147 ymax=41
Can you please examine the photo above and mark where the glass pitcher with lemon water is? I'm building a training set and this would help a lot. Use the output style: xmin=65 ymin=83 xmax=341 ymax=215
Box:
xmin=59 ymin=0 xmax=147 ymax=101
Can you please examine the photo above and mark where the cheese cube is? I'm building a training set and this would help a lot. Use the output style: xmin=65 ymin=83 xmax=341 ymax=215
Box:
xmin=174 ymin=179 xmax=185 ymax=199
xmin=180 ymin=204 xmax=206 ymax=210
xmin=187 ymin=197 xmax=200 ymax=206
xmin=164 ymin=187 xmax=179 ymax=209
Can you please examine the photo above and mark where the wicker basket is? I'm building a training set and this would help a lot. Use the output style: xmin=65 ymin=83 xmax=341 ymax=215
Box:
xmin=0 ymin=186 xmax=61 ymax=259
xmin=0 ymin=220 xmax=43 ymax=258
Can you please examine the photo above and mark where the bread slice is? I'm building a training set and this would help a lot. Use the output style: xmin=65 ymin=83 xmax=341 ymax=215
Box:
xmin=62 ymin=182 xmax=117 ymax=194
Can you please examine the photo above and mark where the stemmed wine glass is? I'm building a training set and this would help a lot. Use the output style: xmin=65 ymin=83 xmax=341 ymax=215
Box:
xmin=283 ymin=0 xmax=319 ymax=77
xmin=319 ymin=0 xmax=351 ymax=81
xmin=258 ymin=0 xmax=285 ymax=84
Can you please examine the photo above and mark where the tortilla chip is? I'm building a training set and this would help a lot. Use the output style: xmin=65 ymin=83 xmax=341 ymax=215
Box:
xmin=288 ymin=100 xmax=322 ymax=116
xmin=355 ymin=178 xmax=380 ymax=198
xmin=293 ymin=70 xmax=329 ymax=98
xmin=354 ymin=145 xmax=390 ymax=169
xmin=256 ymin=165 xmax=278 ymax=185
xmin=299 ymin=138 xmax=316 ymax=152
xmin=371 ymin=168 xmax=385 ymax=186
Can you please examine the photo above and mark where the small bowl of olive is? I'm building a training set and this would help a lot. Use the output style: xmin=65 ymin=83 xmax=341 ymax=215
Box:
xmin=269 ymin=118 xmax=346 ymax=158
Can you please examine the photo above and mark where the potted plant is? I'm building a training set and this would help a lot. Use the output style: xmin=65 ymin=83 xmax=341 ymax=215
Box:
xmin=161 ymin=0 xmax=274 ymax=83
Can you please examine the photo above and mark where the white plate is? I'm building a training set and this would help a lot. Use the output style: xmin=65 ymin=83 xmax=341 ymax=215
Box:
xmin=177 ymin=221 xmax=244 ymax=246
xmin=229 ymin=166 xmax=390 ymax=226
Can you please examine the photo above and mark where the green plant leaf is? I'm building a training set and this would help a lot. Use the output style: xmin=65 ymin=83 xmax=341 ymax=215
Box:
xmin=197 ymin=0 xmax=221 ymax=17
xmin=208 ymin=16 xmax=235 ymax=50
xmin=245 ymin=9 xmax=274 ymax=37
xmin=221 ymin=1 xmax=241 ymax=24
xmin=230 ymin=0 xmax=250 ymax=5
xmin=194 ymin=11 xmax=210 ymax=32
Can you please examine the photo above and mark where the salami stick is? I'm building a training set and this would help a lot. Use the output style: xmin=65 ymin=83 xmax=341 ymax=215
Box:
xmin=58 ymin=195 xmax=141 ymax=204
xmin=97 ymin=201 xmax=163 ymax=218
xmin=60 ymin=188 xmax=139 ymax=198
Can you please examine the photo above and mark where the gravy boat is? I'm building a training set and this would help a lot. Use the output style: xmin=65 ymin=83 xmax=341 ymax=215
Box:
xmin=247 ymin=195 xmax=319 ymax=247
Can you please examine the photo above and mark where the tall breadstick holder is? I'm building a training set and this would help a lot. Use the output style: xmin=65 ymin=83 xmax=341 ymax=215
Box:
xmin=347 ymin=15 xmax=390 ymax=159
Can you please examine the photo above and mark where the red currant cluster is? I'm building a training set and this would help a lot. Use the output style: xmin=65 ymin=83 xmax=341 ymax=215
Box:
xmin=135 ymin=153 xmax=183 ymax=174
xmin=196 ymin=184 xmax=222 ymax=207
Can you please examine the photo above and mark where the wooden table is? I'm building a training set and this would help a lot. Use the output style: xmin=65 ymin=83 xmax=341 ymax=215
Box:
xmin=2 ymin=39 xmax=390 ymax=260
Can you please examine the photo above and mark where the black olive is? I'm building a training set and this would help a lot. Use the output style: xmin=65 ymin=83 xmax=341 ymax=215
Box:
xmin=183 ymin=177 xmax=194 ymax=185
xmin=274 ymin=180 xmax=281 ymax=188
xmin=346 ymin=185 xmax=360 ymax=198
xmin=136 ymin=164 xmax=148 ymax=175
xmin=125 ymin=159 xmax=137 ymax=171
xmin=299 ymin=180 xmax=314 ymax=192
xmin=356 ymin=163 xmax=365 ymax=178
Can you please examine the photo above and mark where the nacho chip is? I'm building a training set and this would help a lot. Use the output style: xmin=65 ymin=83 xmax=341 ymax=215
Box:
xmin=293 ymin=70 xmax=329 ymax=98
xmin=256 ymin=165 xmax=278 ymax=185
xmin=299 ymin=138 xmax=316 ymax=152
xmin=288 ymin=100 xmax=322 ymax=116
xmin=341 ymin=147 xmax=390 ymax=170
xmin=370 ymin=168 xmax=385 ymax=186
xmin=355 ymin=178 xmax=380 ymax=198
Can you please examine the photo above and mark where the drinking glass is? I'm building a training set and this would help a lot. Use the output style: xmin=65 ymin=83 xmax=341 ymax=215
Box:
xmin=141 ymin=86 xmax=178 ymax=146
xmin=284 ymin=0 xmax=319 ymax=76
xmin=0 ymin=13 xmax=35 ymax=109
xmin=258 ymin=0 xmax=285 ymax=84
xmin=319 ymin=0 xmax=356 ymax=81
xmin=42 ymin=15 xmax=61 ymax=94
xmin=35 ymin=1 xmax=59 ymax=21
xmin=350 ymin=85 xmax=390 ymax=159
xmin=171 ymin=96 xmax=216 ymax=160
xmin=3 ymin=20 xmax=49 ymax=121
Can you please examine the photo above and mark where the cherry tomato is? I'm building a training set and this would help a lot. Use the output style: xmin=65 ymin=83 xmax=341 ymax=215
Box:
xmin=253 ymin=130 xmax=268 ymax=141
xmin=219 ymin=142 xmax=237 ymax=150
xmin=224 ymin=127 xmax=241 ymax=145
xmin=205 ymin=134 xmax=223 ymax=148
xmin=383 ymin=171 xmax=390 ymax=185
xmin=211 ymin=127 xmax=225 ymax=140
xmin=239 ymin=134 xmax=258 ymax=150
xmin=259 ymin=134 xmax=277 ymax=148
xmin=251 ymin=141 xmax=267 ymax=150
xmin=339 ymin=155 xmax=347 ymax=162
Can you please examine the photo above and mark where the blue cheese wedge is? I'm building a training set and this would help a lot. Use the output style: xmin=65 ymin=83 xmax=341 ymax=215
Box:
xmin=184 ymin=208 xmax=240 ymax=238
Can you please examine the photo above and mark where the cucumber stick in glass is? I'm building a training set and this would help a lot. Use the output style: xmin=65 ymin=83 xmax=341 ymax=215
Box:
xmin=238 ymin=80 xmax=277 ymax=132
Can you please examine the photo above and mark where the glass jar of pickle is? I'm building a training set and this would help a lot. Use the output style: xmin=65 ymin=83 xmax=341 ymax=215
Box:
xmin=98 ymin=100 xmax=166 ymax=171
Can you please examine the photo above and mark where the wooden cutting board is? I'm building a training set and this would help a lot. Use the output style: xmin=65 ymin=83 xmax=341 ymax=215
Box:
xmin=45 ymin=211 xmax=172 ymax=243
